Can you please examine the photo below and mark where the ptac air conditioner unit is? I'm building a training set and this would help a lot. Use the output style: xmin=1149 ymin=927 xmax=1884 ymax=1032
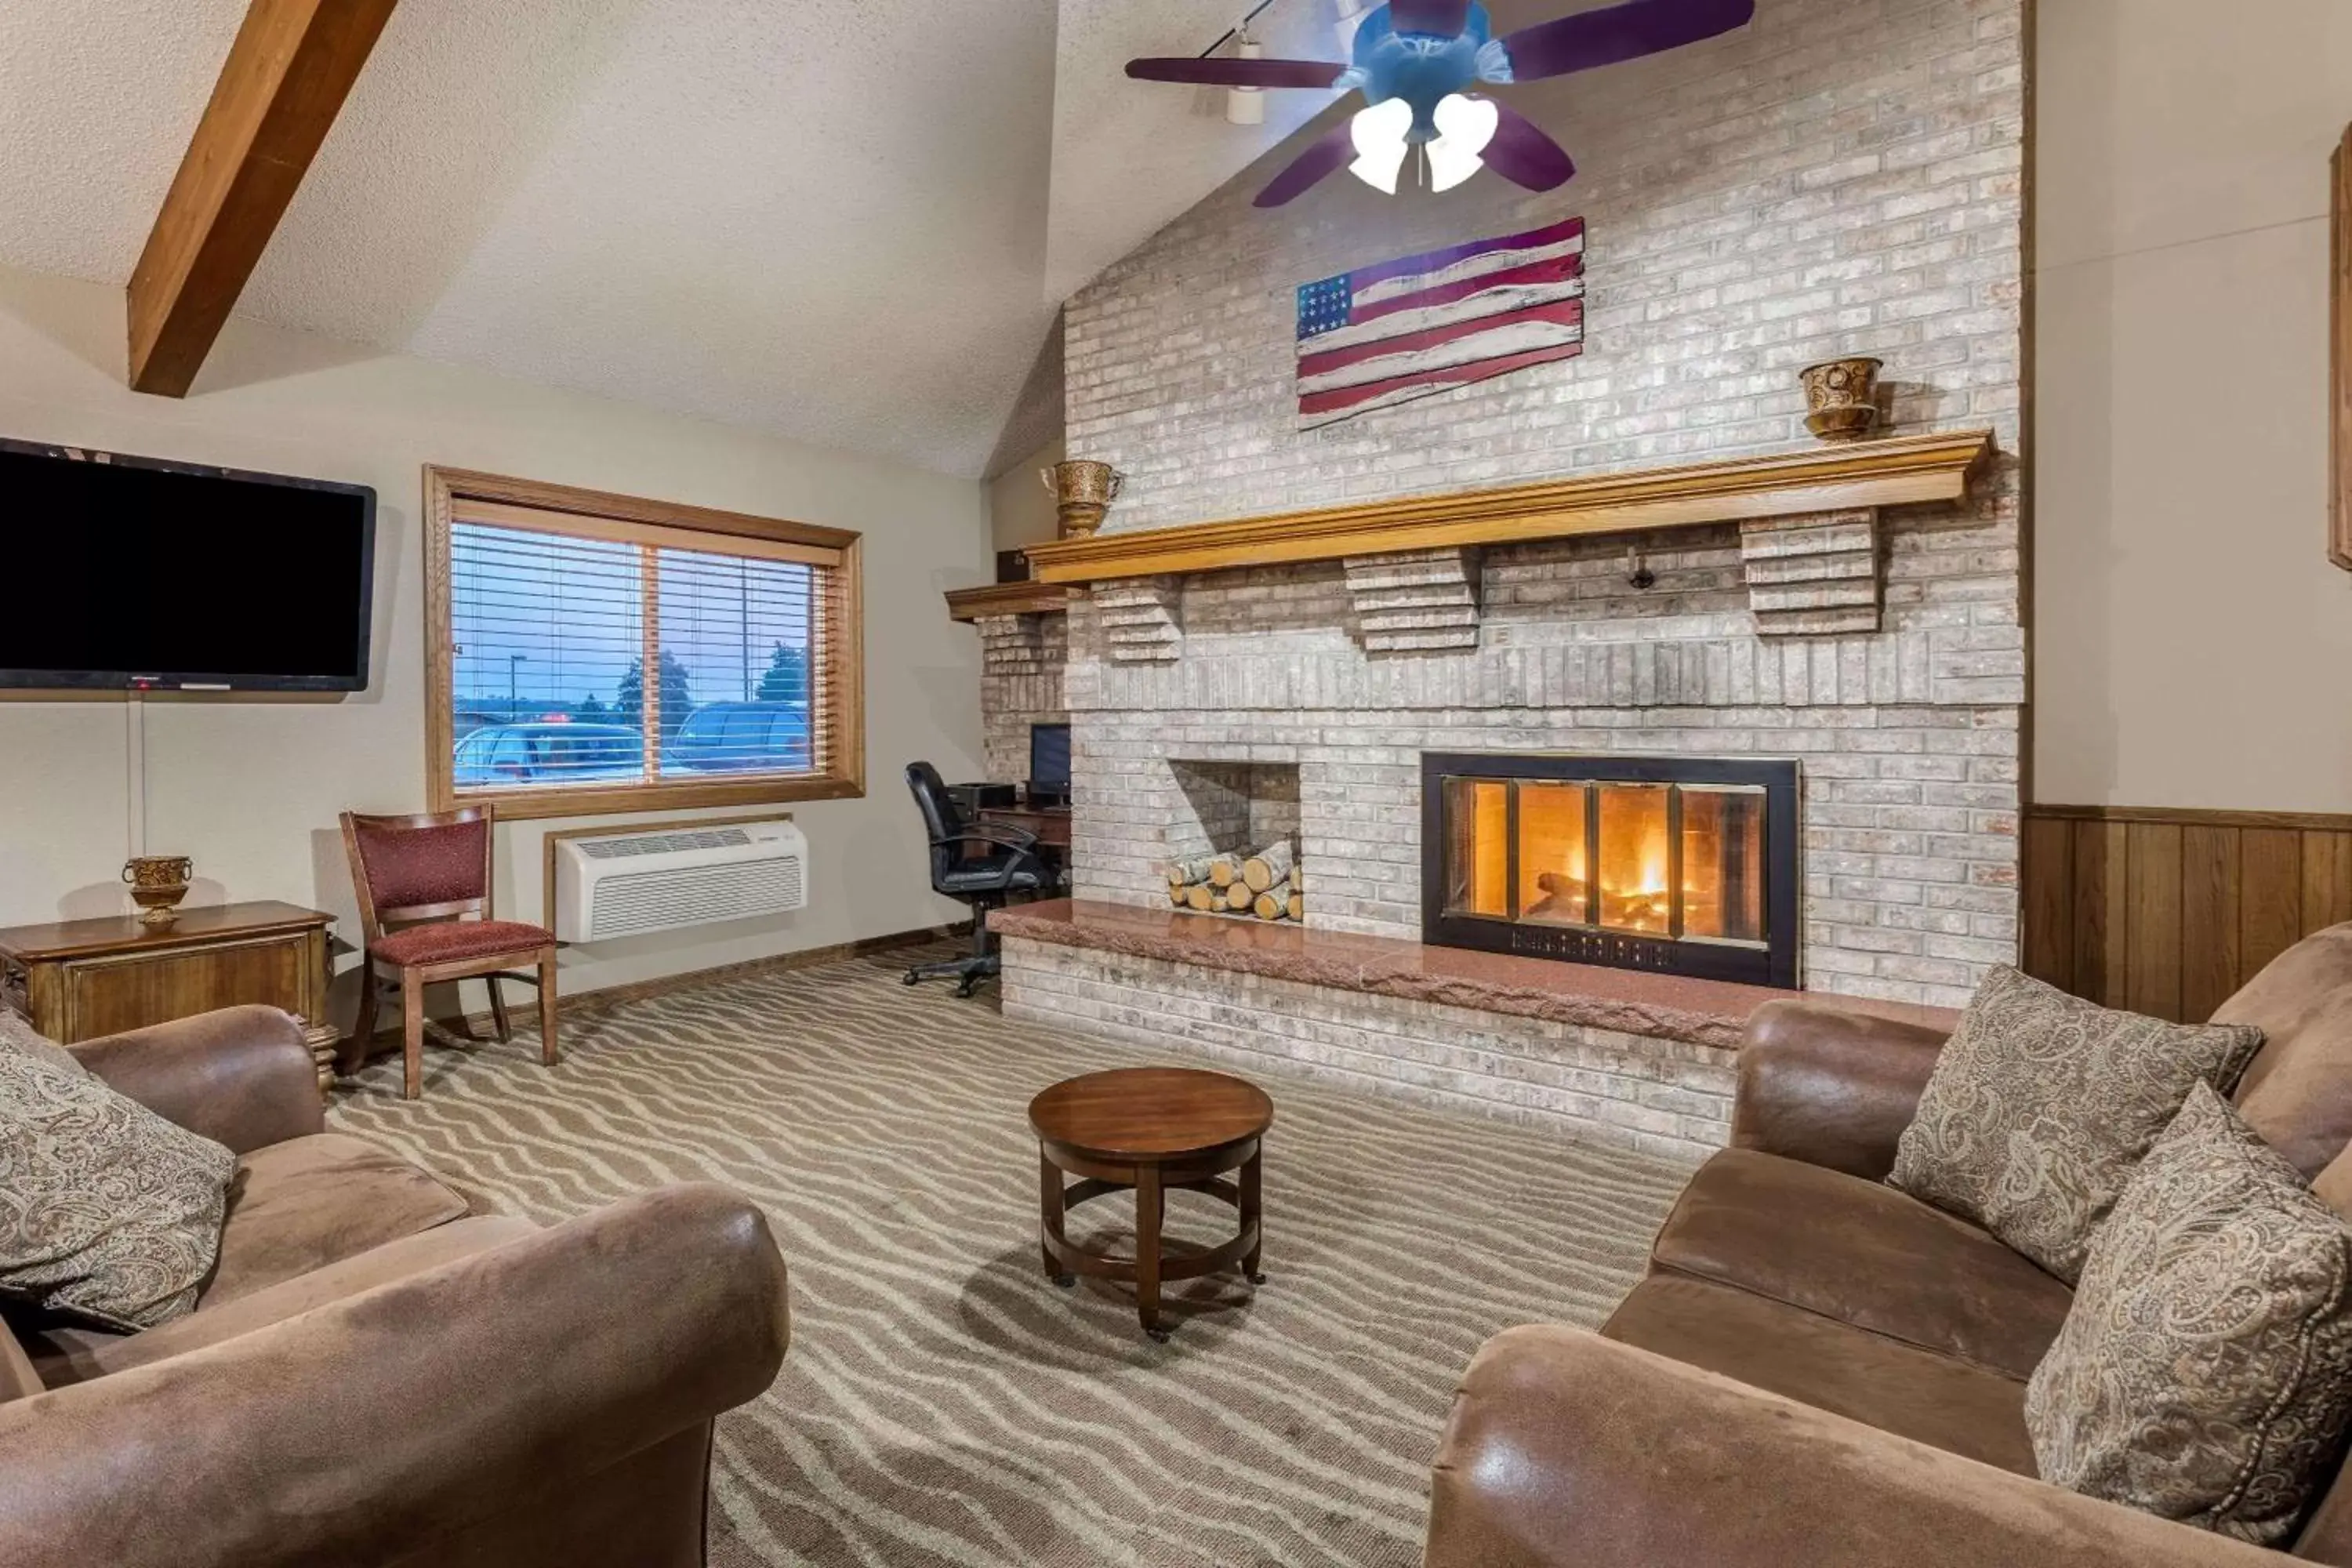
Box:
xmin=554 ymin=820 xmax=808 ymax=943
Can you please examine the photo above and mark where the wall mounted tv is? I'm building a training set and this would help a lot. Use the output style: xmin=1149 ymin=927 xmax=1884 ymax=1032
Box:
xmin=0 ymin=437 xmax=376 ymax=692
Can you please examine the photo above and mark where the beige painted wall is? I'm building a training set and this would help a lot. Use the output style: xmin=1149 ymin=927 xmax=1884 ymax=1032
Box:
xmin=988 ymin=437 xmax=1064 ymax=554
xmin=2035 ymin=0 xmax=2352 ymax=811
xmin=0 ymin=263 xmax=993 ymax=1019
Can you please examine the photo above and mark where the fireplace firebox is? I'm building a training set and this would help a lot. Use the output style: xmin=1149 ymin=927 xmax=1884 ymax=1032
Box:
xmin=1421 ymin=753 xmax=1801 ymax=987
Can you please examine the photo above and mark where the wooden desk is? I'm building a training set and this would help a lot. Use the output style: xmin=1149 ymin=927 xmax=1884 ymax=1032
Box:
xmin=978 ymin=805 xmax=1072 ymax=849
xmin=0 ymin=901 xmax=338 ymax=1094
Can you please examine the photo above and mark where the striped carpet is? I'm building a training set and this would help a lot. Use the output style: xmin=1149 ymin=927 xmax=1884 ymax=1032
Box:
xmin=328 ymin=942 xmax=1695 ymax=1567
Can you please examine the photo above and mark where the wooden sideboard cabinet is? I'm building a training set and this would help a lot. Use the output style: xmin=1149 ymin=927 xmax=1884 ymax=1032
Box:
xmin=0 ymin=901 xmax=339 ymax=1094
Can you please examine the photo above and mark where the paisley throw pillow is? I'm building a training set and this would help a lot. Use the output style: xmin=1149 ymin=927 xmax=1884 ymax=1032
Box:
xmin=0 ymin=1008 xmax=85 ymax=1077
xmin=1889 ymin=965 xmax=2263 ymax=1283
xmin=2027 ymin=1084 xmax=2352 ymax=1544
xmin=0 ymin=1041 xmax=236 ymax=1330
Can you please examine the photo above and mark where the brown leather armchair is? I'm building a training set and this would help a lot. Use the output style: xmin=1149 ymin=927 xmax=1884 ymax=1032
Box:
xmin=1426 ymin=924 xmax=2352 ymax=1568
xmin=0 ymin=1007 xmax=790 ymax=1568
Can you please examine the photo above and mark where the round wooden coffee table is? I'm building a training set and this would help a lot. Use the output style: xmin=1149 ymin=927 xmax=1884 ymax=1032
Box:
xmin=1029 ymin=1066 xmax=1273 ymax=1341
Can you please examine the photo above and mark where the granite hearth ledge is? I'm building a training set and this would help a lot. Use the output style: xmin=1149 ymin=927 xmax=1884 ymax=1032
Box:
xmin=992 ymin=899 xmax=1959 ymax=1053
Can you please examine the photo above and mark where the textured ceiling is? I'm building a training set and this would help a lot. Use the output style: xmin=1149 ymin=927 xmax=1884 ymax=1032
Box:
xmin=0 ymin=0 xmax=1389 ymax=476
xmin=1046 ymin=0 xmax=1349 ymax=305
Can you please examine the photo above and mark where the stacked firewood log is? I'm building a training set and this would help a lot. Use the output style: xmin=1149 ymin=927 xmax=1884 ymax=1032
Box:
xmin=1165 ymin=840 xmax=1304 ymax=922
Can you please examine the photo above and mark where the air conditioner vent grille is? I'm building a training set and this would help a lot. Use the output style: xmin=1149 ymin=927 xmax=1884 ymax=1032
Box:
xmin=578 ymin=828 xmax=754 ymax=859
xmin=586 ymin=859 xmax=804 ymax=942
xmin=554 ymin=819 xmax=808 ymax=943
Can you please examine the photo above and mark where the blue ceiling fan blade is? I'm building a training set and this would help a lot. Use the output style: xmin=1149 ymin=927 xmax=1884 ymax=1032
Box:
xmin=1125 ymin=57 xmax=1351 ymax=88
xmin=1254 ymin=122 xmax=1360 ymax=207
xmin=1495 ymin=0 xmax=1753 ymax=82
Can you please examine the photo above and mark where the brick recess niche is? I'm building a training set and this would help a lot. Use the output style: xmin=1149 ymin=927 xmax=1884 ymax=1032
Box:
xmin=989 ymin=0 xmax=2025 ymax=1153
xmin=980 ymin=613 xmax=1068 ymax=782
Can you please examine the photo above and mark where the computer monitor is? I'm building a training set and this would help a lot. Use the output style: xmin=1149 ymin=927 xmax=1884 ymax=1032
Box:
xmin=1029 ymin=722 xmax=1072 ymax=792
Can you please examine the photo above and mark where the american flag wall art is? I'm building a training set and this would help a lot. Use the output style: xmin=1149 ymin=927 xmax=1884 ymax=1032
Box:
xmin=1293 ymin=215 xmax=1585 ymax=430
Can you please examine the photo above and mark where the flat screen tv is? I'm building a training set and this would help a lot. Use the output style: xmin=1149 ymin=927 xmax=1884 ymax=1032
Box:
xmin=0 ymin=437 xmax=376 ymax=691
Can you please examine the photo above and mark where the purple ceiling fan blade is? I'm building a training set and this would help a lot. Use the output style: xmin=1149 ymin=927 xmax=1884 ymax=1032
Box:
xmin=1494 ymin=0 xmax=1754 ymax=82
xmin=1389 ymin=0 xmax=1473 ymax=37
xmin=1254 ymin=122 xmax=1360 ymax=208
xmin=1482 ymin=101 xmax=1577 ymax=191
xmin=1126 ymin=56 xmax=1351 ymax=88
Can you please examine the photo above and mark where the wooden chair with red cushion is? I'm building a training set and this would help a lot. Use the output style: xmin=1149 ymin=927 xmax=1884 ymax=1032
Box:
xmin=339 ymin=805 xmax=557 ymax=1100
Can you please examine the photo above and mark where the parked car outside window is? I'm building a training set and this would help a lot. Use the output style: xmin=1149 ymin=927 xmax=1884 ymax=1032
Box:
xmin=666 ymin=702 xmax=812 ymax=775
xmin=451 ymin=723 xmax=645 ymax=787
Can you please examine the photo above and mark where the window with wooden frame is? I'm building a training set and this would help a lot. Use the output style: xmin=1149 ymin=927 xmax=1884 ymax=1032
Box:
xmin=423 ymin=468 xmax=862 ymax=819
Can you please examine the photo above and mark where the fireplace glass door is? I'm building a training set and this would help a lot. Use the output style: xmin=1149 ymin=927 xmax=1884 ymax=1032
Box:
xmin=1424 ymin=754 xmax=1798 ymax=986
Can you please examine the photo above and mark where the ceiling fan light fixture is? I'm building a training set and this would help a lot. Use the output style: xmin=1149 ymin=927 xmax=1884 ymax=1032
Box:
xmin=1427 ymin=92 xmax=1499 ymax=190
xmin=1225 ymin=37 xmax=1267 ymax=125
xmin=1127 ymin=0 xmax=1759 ymax=209
xmin=1348 ymin=97 xmax=1414 ymax=194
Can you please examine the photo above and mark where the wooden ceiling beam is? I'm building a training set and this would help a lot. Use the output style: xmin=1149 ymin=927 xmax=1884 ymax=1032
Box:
xmin=127 ymin=0 xmax=399 ymax=397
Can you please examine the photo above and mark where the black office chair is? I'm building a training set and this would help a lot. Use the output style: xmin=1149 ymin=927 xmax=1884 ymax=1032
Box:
xmin=904 ymin=761 xmax=1051 ymax=997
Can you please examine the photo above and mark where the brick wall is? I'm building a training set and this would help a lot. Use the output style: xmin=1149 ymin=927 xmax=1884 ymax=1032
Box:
xmin=978 ymin=612 xmax=1069 ymax=782
xmin=1043 ymin=0 xmax=2025 ymax=1011
xmin=1067 ymin=0 xmax=2024 ymax=524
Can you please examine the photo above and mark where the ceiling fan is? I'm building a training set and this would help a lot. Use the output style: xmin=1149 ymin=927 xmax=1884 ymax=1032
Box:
xmin=1126 ymin=0 xmax=1755 ymax=207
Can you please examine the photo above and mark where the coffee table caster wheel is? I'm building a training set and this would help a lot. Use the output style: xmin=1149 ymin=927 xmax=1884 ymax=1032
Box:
xmin=1053 ymin=1273 xmax=1076 ymax=1289
xmin=1146 ymin=1327 xmax=1171 ymax=1344
xmin=955 ymin=980 xmax=978 ymax=999
xmin=1246 ymin=1272 xmax=1267 ymax=1286
xmin=901 ymin=971 xmax=920 ymax=986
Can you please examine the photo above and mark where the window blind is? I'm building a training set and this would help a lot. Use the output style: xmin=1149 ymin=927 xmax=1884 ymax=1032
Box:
xmin=441 ymin=499 xmax=851 ymax=802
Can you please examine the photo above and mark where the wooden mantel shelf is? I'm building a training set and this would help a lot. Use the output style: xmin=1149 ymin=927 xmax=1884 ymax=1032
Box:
xmin=944 ymin=580 xmax=1081 ymax=622
xmin=1020 ymin=428 xmax=1996 ymax=585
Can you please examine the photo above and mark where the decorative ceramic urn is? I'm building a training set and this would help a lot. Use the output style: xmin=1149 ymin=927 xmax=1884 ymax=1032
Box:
xmin=122 ymin=855 xmax=194 ymax=929
xmin=1040 ymin=459 xmax=1125 ymax=539
xmin=1797 ymin=356 xmax=1884 ymax=441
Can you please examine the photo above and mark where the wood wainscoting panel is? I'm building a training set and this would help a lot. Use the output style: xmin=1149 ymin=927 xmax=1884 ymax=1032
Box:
xmin=2025 ymin=805 xmax=2352 ymax=1022
xmin=2123 ymin=821 xmax=2183 ymax=1021
xmin=2180 ymin=824 xmax=2241 ymax=1025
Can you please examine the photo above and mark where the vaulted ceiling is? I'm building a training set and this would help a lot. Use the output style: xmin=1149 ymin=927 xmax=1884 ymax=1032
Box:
xmin=0 ymin=0 xmax=1362 ymax=477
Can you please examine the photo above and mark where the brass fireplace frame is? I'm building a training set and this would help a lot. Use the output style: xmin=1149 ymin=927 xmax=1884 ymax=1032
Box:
xmin=1419 ymin=753 xmax=1802 ymax=988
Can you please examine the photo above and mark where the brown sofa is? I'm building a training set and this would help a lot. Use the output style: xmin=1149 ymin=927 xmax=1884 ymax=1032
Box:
xmin=1426 ymin=923 xmax=2352 ymax=1568
xmin=0 ymin=1006 xmax=790 ymax=1568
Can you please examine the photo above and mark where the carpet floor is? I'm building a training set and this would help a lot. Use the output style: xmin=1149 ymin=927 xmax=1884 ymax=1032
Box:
xmin=328 ymin=942 xmax=1694 ymax=1567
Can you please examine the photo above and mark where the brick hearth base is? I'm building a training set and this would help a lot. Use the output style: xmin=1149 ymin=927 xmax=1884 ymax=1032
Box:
xmin=994 ymin=900 xmax=1958 ymax=1161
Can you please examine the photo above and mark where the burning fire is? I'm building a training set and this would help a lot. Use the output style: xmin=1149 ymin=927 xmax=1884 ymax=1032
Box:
xmin=1463 ymin=779 xmax=1752 ymax=939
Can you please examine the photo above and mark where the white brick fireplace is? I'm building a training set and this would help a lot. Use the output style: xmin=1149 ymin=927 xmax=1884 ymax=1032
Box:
xmin=970 ymin=0 xmax=2024 ymax=1149
xmin=991 ymin=432 xmax=2023 ymax=1013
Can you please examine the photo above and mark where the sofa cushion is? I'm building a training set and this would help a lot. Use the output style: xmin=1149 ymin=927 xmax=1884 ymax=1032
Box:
xmin=1889 ymin=965 xmax=2263 ymax=1283
xmin=0 ymin=1036 xmax=237 ymax=1330
xmin=24 ymin=1214 xmax=536 ymax=1388
xmin=2027 ymin=1084 xmax=2352 ymax=1548
xmin=198 ymin=1133 xmax=470 ymax=1309
xmin=2219 ymin=923 xmax=2352 ymax=1180
xmin=1652 ymin=1148 xmax=2073 ymax=1379
xmin=1602 ymin=1272 xmax=2036 ymax=1475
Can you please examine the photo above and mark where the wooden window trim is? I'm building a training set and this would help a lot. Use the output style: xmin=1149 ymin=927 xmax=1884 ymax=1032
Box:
xmin=423 ymin=466 xmax=866 ymax=821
